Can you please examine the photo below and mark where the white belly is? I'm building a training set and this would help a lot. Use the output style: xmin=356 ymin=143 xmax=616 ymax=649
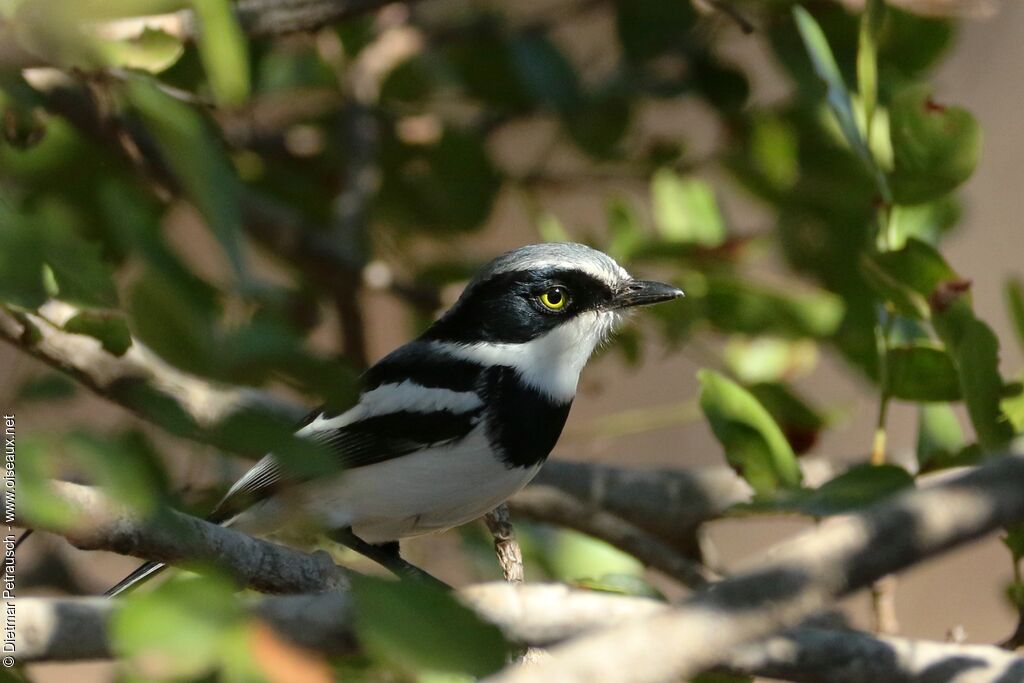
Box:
xmin=231 ymin=425 xmax=541 ymax=544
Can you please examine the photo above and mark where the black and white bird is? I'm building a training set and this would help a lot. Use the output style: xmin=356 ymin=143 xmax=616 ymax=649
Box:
xmin=107 ymin=242 xmax=682 ymax=595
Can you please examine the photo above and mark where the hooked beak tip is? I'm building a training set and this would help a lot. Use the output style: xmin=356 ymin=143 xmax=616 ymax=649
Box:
xmin=613 ymin=280 xmax=685 ymax=309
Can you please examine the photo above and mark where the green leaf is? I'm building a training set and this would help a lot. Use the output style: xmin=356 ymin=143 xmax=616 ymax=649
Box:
xmin=605 ymin=196 xmax=644 ymax=261
xmin=125 ymin=80 xmax=245 ymax=278
xmin=66 ymin=430 xmax=169 ymax=514
xmin=793 ymin=5 xmax=890 ymax=201
xmin=886 ymin=344 xmax=960 ymax=401
xmin=697 ymin=369 xmax=802 ymax=496
xmin=16 ymin=373 xmax=77 ymax=402
xmin=40 ymin=222 xmax=119 ymax=308
xmin=860 ymin=238 xmax=958 ymax=319
xmin=99 ymin=27 xmax=184 ymax=73
xmin=128 ymin=269 xmax=217 ymax=377
xmin=857 ymin=0 xmax=884 ymax=142
xmin=111 ymin=573 xmax=245 ymax=679
xmin=703 ymin=275 xmax=844 ymax=339
xmin=933 ymin=302 xmax=1014 ymax=450
xmin=651 ymin=170 xmax=726 ymax=247
xmin=748 ymin=382 xmax=825 ymax=455
xmin=614 ymin=0 xmax=696 ymax=63
xmin=889 ymin=84 xmax=980 ymax=204
xmin=1003 ymin=525 xmax=1024 ymax=563
xmin=0 ymin=213 xmax=47 ymax=308
xmin=798 ymin=464 xmax=914 ymax=516
xmin=64 ymin=311 xmax=132 ymax=356
xmin=16 ymin=434 xmax=77 ymax=529
xmin=916 ymin=403 xmax=964 ymax=472
xmin=352 ymin=575 xmax=509 ymax=677
xmin=724 ymin=338 xmax=818 ymax=385
xmin=1006 ymin=278 xmax=1024 ymax=354
xmin=548 ymin=529 xmax=643 ymax=583
xmin=508 ymin=33 xmax=580 ymax=113
xmin=190 ymin=0 xmax=250 ymax=107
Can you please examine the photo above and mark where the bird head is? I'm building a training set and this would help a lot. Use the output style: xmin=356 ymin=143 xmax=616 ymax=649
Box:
xmin=420 ymin=243 xmax=683 ymax=401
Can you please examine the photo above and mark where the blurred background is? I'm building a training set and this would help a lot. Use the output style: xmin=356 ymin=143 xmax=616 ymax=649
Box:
xmin=2 ymin=0 xmax=1024 ymax=681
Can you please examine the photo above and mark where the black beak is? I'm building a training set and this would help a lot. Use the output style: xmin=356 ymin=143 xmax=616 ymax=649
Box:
xmin=612 ymin=279 xmax=685 ymax=309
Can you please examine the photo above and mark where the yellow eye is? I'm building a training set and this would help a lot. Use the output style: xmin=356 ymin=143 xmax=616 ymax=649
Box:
xmin=538 ymin=287 xmax=569 ymax=311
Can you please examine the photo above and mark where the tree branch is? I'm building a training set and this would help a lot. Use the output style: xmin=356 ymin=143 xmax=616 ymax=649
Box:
xmin=485 ymin=454 xmax=1024 ymax=683
xmin=510 ymin=485 xmax=719 ymax=589
xmin=0 ymin=304 xmax=305 ymax=428
xmin=17 ymin=585 xmax=1024 ymax=683
xmin=522 ymin=459 xmax=751 ymax=553
xmin=18 ymin=480 xmax=349 ymax=595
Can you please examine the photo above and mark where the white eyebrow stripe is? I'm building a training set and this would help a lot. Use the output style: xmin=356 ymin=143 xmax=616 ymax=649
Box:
xmin=298 ymin=382 xmax=484 ymax=436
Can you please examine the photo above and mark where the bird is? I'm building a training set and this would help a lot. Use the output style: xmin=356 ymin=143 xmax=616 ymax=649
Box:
xmin=106 ymin=242 xmax=683 ymax=595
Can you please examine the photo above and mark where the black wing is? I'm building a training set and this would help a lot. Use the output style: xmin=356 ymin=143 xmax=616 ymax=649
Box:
xmin=208 ymin=343 xmax=487 ymax=524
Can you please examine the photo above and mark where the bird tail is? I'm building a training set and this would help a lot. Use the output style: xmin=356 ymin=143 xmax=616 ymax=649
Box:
xmin=104 ymin=561 xmax=168 ymax=598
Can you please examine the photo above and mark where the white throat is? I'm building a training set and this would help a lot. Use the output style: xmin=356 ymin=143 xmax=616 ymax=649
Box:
xmin=432 ymin=310 xmax=621 ymax=402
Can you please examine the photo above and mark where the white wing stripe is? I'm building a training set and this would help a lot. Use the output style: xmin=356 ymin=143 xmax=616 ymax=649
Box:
xmin=298 ymin=381 xmax=483 ymax=435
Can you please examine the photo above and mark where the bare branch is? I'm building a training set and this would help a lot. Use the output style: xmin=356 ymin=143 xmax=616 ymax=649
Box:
xmin=485 ymin=454 xmax=1024 ymax=683
xmin=524 ymin=460 xmax=751 ymax=553
xmin=19 ymin=480 xmax=349 ymax=595
xmin=17 ymin=585 xmax=1024 ymax=683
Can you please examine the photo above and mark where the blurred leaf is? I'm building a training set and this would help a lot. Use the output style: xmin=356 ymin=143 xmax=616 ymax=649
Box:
xmin=445 ymin=30 xmax=530 ymax=110
xmin=508 ymin=33 xmax=580 ymax=112
xmin=857 ymin=0 xmax=884 ymax=138
xmin=748 ymin=382 xmax=825 ymax=455
xmin=574 ymin=574 xmax=665 ymax=600
xmin=1003 ymin=525 xmax=1024 ymax=563
xmin=798 ymin=464 xmax=913 ymax=516
xmin=40 ymin=222 xmax=119 ymax=308
xmin=651 ymin=170 xmax=725 ymax=247
xmin=125 ymin=80 xmax=245 ymax=277
xmin=889 ymin=84 xmax=980 ymax=204
xmin=886 ymin=344 xmax=960 ymax=401
xmin=691 ymin=56 xmax=749 ymax=114
xmin=99 ymin=28 xmax=183 ymax=73
xmin=16 ymin=373 xmax=77 ymax=402
xmin=605 ymin=196 xmax=644 ymax=261
xmin=548 ymin=529 xmax=642 ymax=583
xmin=878 ymin=8 xmax=955 ymax=80
xmin=724 ymin=338 xmax=818 ymax=384
xmin=1006 ymin=278 xmax=1024 ymax=354
xmin=352 ymin=575 xmax=509 ymax=677
xmin=933 ymin=301 xmax=1014 ymax=449
xmin=379 ymin=127 xmax=500 ymax=234
xmin=0 ymin=212 xmax=47 ymax=308
xmin=703 ymin=275 xmax=844 ymax=339
xmin=793 ymin=5 xmax=890 ymax=201
xmin=67 ymin=430 xmax=169 ymax=514
xmin=916 ymin=403 xmax=964 ymax=472
xmin=698 ymin=369 xmax=802 ymax=496
xmin=536 ymin=212 xmax=570 ymax=243
xmin=860 ymin=238 xmax=957 ymax=319
xmin=112 ymin=573 xmax=246 ymax=680
xmin=614 ymin=0 xmax=695 ymax=63
xmin=749 ymin=115 xmax=798 ymax=191
xmin=888 ymin=197 xmax=960 ymax=248
xmin=565 ymin=91 xmax=631 ymax=159
xmin=128 ymin=268 xmax=217 ymax=376
xmin=1003 ymin=383 xmax=1024 ymax=435
xmin=63 ymin=311 xmax=132 ymax=356
xmin=16 ymin=434 xmax=76 ymax=529
xmin=190 ymin=0 xmax=250 ymax=106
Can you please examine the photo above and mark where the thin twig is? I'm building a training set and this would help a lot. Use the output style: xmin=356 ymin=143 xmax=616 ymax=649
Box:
xmin=484 ymin=504 xmax=525 ymax=584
